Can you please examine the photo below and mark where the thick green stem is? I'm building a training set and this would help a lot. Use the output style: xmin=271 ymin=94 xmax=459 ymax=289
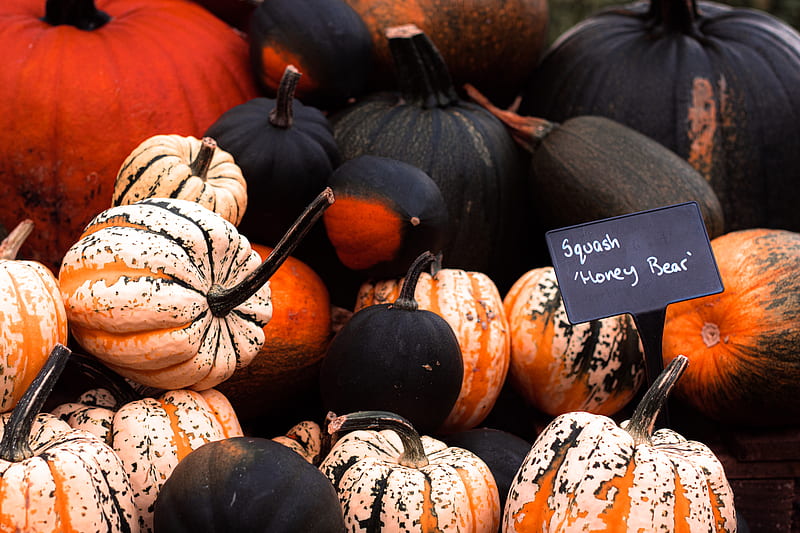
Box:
xmin=647 ymin=0 xmax=699 ymax=36
xmin=0 ymin=344 xmax=72 ymax=462
xmin=190 ymin=137 xmax=217 ymax=179
xmin=393 ymin=251 xmax=436 ymax=312
xmin=0 ymin=219 xmax=34 ymax=260
xmin=328 ymin=410 xmax=429 ymax=468
xmin=206 ymin=187 xmax=334 ymax=317
xmin=626 ymin=354 xmax=689 ymax=447
xmin=42 ymin=0 xmax=111 ymax=30
xmin=269 ymin=65 xmax=301 ymax=129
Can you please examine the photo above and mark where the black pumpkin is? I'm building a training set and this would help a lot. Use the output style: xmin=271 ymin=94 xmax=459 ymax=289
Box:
xmin=330 ymin=25 xmax=531 ymax=291
xmin=153 ymin=436 xmax=346 ymax=532
xmin=319 ymin=251 xmax=464 ymax=434
xmin=466 ymin=85 xmax=726 ymax=255
xmin=518 ymin=0 xmax=800 ymax=233
xmin=323 ymin=154 xmax=449 ymax=279
xmin=248 ymin=0 xmax=372 ymax=111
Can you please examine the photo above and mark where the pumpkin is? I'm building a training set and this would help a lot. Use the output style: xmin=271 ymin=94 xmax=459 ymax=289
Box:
xmin=319 ymin=251 xmax=464 ymax=435
xmin=272 ymin=419 xmax=326 ymax=464
xmin=215 ymin=242 xmax=332 ymax=423
xmin=323 ymin=155 xmax=450 ymax=279
xmin=320 ymin=410 xmax=501 ymax=532
xmin=0 ymin=220 xmax=69 ymax=413
xmin=58 ymin=189 xmax=334 ymax=391
xmin=503 ymin=354 xmax=737 ymax=532
xmin=247 ymin=0 xmax=372 ymax=111
xmin=503 ymin=266 xmax=645 ymax=417
xmin=662 ymin=228 xmax=800 ymax=426
xmin=0 ymin=344 xmax=139 ymax=532
xmin=112 ymin=134 xmax=248 ymax=226
xmin=518 ymin=0 xmax=800 ymax=233
xmin=332 ymin=26 xmax=531 ymax=291
xmin=355 ymin=260 xmax=510 ymax=433
xmin=465 ymin=84 xmax=726 ymax=258
xmin=51 ymin=363 xmax=243 ymax=533
xmin=340 ymin=0 xmax=548 ymax=106
xmin=0 ymin=0 xmax=259 ymax=270
xmin=153 ymin=436 xmax=347 ymax=532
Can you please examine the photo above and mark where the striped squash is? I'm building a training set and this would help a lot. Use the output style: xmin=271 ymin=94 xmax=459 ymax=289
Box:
xmin=53 ymin=385 xmax=242 ymax=533
xmin=272 ymin=420 xmax=324 ymax=464
xmin=320 ymin=410 xmax=500 ymax=532
xmin=355 ymin=266 xmax=510 ymax=433
xmin=0 ymin=220 xmax=68 ymax=413
xmin=113 ymin=134 xmax=248 ymax=226
xmin=0 ymin=344 xmax=138 ymax=532
xmin=503 ymin=266 xmax=644 ymax=416
xmin=504 ymin=355 xmax=737 ymax=532
xmin=58 ymin=190 xmax=332 ymax=391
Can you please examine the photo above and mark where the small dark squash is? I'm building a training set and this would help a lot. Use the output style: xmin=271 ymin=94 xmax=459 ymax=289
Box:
xmin=247 ymin=0 xmax=372 ymax=111
xmin=319 ymin=251 xmax=464 ymax=434
xmin=153 ymin=436 xmax=346 ymax=532
xmin=323 ymin=154 xmax=449 ymax=279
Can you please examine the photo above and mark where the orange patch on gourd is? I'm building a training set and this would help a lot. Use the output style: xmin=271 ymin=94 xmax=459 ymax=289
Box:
xmin=595 ymin=459 xmax=635 ymax=530
xmin=419 ymin=476 xmax=441 ymax=532
xmin=510 ymin=441 xmax=569 ymax=531
xmin=49 ymin=461 xmax=79 ymax=533
xmin=162 ymin=401 xmax=200 ymax=461
xmin=323 ymin=196 xmax=403 ymax=270
xmin=260 ymin=46 xmax=317 ymax=93
xmin=687 ymin=77 xmax=717 ymax=181
xmin=673 ymin=472 xmax=692 ymax=533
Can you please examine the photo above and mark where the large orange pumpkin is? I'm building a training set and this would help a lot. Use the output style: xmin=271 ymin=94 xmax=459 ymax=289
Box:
xmin=0 ymin=0 xmax=259 ymax=271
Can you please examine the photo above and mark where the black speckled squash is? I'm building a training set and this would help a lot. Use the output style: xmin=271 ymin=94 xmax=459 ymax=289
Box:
xmin=331 ymin=25 xmax=530 ymax=291
xmin=248 ymin=0 xmax=372 ymax=111
xmin=518 ymin=0 xmax=800 ymax=233
xmin=319 ymin=252 xmax=463 ymax=434
xmin=323 ymin=154 xmax=449 ymax=279
xmin=153 ymin=436 xmax=346 ymax=532
xmin=466 ymin=85 xmax=726 ymax=243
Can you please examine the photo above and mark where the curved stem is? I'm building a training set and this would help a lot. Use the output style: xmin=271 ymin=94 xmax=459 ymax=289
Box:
xmin=0 ymin=344 xmax=72 ymax=462
xmin=647 ymin=0 xmax=699 ymax=36
xmin=393 ymin=251 xmax=436 ymax=312
xmin=190 ymin=137 xmax=217 ymax=179
xmin=67 ymin=352 xmax=143 ymax=406
xmin=626 ymin=354 xmax=688 ymax=447
xmin=0 ymin=220 xmax=34 ymax=260
xmin=206 ymin=187 xmax=335 ymax=317
xmin=328 ymin=410 xmax=429 ymax=468
xmin=269 ymin=65 xmax=301 ymax=129
xmin=42 ymin=0 xmax=111 ymax=30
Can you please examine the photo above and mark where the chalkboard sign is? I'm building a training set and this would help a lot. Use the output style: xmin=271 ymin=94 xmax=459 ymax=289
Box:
xmin=545 ymin=202 xmax=723 ymax=324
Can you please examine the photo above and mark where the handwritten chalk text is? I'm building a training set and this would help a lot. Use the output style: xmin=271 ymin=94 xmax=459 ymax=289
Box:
xmin=562 ymin=234 xmax=620 ymax=265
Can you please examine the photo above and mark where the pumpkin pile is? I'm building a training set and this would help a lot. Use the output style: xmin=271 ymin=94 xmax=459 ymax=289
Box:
xmin=1 ymin=0 xmax=799 ymax=530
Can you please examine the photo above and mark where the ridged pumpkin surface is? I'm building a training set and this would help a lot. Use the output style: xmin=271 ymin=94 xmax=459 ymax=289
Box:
xmin=503 ymin=267 xmax=644 ymax=417
xmin=355 ymin=268 xmax=510 ymax=433
xmin=663 ymin=228 xmax=800 ymax=425
xmin=58 ymin=198 xmax=272 ymax=391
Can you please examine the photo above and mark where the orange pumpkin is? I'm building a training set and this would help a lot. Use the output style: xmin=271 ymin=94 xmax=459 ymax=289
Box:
xmin=0 ymin=0 xmax=259 ymax=270
xmin=663 ymin=228 xmax=800 ymax=425
xmin=0 ymin=220 xmax=68 ymax=413
xmin=215 ymin=243 xmax=333 ymax=421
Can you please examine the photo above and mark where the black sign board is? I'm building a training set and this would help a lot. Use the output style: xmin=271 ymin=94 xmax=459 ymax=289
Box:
xmin=545 ymin=202 xmax=724 ymax=409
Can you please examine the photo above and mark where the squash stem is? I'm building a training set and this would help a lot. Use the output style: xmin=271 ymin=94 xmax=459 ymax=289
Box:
xmin=625 ymin=354 xmax=688 ymax=447
xmin=190 ymin=137 xmax=217 ymax=179
xmin=328 ymin=410 xmax=430 ymax=468
xmin=0 ymin=344 xmax=72 ymax=462
xmin=206 ymin=187 xmax=334 ymax=317
xmin=393 ymin=251 xmax=436 ymax=312
xmin=647 ymin=0 xmax=699 ymax=36
xmin=0 ymin=219 xmax=34 ymax=260
xmin=269 ymin=65 xmax=301 ymax=129
xmin=464 ymin=83 xmax=554 ymax=152
xmin=42 ymin=0 xmax=111 ymax=30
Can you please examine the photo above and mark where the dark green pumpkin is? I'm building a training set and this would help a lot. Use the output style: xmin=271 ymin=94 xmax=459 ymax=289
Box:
xmin=518 ymin=0 xmax=800 ymax=233
xmin=153 ymin=436 xmax=346 ymax=532
xmin=248 ymin=0 xmax=372 ymax=111
xmin=466 ymin=86 xmax=726 ymax=250
xmin=331 ymin=25 xmax=530 ymax=291
xmin=323 ymin=154 xmax=449 ymax=279
xmin=319 ymin=251 xmax=463 ymax=435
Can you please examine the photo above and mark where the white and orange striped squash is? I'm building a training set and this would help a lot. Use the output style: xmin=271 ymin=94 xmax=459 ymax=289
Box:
xmin=503 ymin=266 xmax=644 ymax=417
xmin=503 ymin=355 xmax=737 ymax=532
xmin=272 ymin=419 xmax=324 ymax=464
xmin=355 ymin=266 xmax=510 ymax=433
xmin=0 ymin=220 xmax=68 ymax=413
xmin=52 ymin=386 xmax=242 ymax=533
xmin=320 ymin=410 xmax=501 ymax=532
xmin=113 ymin=134 xmax=248 ymax=226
